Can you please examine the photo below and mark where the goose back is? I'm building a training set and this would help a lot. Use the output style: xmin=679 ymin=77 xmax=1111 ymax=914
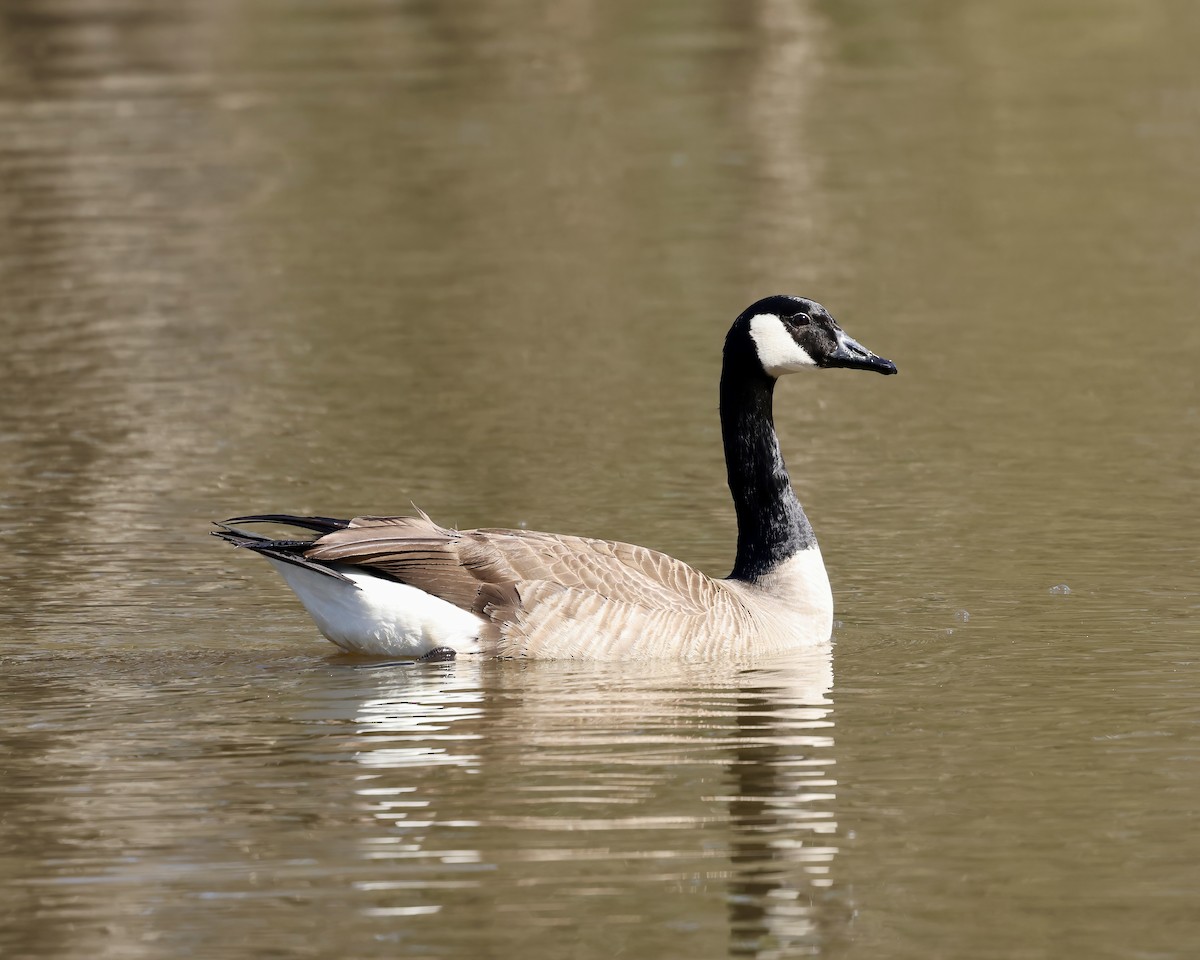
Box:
xmin=299 ymin=514 xmax=830 ymax=659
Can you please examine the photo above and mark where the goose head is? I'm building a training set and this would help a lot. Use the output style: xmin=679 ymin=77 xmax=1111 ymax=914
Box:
xmin=731 ymin=294 xmax=897 ymax=379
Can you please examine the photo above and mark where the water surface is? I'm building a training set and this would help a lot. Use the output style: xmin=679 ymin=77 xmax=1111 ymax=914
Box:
xmin=1 ymin=2 xmax=1197 ymax=958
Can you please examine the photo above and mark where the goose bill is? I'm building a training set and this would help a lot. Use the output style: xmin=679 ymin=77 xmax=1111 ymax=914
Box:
xmin=825 ymin=330 xmax=898 ymax=375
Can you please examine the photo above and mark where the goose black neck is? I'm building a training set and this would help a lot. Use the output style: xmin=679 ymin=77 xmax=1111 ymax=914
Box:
xmin=720 ymin=337 xmax=816 ymax=582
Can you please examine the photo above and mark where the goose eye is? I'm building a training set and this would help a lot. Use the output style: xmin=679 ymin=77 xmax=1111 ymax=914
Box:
xmin=790 ymin=313 xmax=811 ymax=326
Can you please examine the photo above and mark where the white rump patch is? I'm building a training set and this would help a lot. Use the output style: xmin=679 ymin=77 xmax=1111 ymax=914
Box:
xmin=266 ymin=558 xmax=483 ymax=657
xmin=749 ymin=314 xmax=817 ymax=377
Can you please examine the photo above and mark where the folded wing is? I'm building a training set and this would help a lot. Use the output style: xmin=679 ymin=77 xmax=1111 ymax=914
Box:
xmin=304 ymin=514 xmax=746 ymax=658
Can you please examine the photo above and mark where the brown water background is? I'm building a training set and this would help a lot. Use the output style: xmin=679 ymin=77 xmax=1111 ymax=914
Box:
xmin=1 ymin=2 xmax=1197 ymax=958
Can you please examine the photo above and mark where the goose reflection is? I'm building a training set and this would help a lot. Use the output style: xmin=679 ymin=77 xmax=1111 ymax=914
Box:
xmin=329 ymin=648 xmax=838 ymax=956
xmin=725 ymin=651 xmax=838 ymax=957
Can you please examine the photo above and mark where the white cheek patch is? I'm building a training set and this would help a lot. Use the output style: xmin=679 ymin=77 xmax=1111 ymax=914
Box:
xmin=749 ymin=314 xmax=817 ymax=377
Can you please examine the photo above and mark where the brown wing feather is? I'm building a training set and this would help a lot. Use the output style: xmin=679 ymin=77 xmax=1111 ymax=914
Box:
xmin=304 ymin=515 xmax=486 ymax=611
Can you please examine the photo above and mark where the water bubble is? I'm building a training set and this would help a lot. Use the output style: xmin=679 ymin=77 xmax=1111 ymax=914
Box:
xmin=954 ymin=609 xmax=971 ymax=622
xmin=1049 ymin=584 xmax=1072 ymax=595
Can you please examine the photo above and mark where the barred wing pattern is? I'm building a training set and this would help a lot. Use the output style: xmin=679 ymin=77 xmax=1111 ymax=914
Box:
xmin=304 ymin=514 xmax=757 ymax=659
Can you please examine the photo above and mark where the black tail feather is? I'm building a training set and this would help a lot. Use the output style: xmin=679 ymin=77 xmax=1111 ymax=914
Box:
xmin=220 ymin=514 xmax=351 ymax=535
xmin=211 ymin=523 xmax=353 ymax=582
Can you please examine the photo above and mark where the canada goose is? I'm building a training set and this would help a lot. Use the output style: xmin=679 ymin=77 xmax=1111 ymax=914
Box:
xmin=214 ymin=295 xmax=896 ymax=660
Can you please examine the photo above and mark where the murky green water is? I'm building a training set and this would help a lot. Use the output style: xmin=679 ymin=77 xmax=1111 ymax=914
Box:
xmin=1 ymin=1 xmax=1197 ymax=958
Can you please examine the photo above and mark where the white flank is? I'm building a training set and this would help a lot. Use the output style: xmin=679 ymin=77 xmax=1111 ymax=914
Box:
xmin=749 ymin=314 xmax=817 ymax=377
xmin=265 ymin=558 xmax=483 ymax=657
